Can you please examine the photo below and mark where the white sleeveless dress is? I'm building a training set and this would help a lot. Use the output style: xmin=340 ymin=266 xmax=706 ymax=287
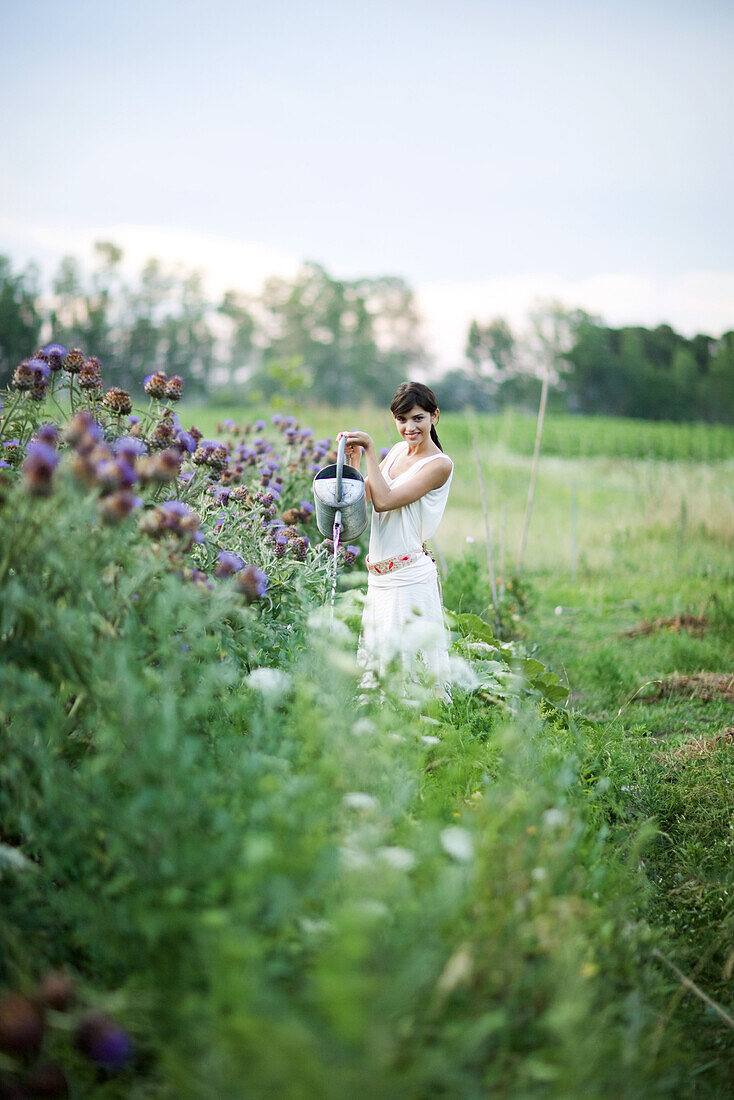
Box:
xmin=357 ymin=442 xmax=453 ymax=686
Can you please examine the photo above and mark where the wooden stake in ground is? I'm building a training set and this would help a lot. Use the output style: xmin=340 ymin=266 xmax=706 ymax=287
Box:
xmin=499 ymin=501 xmax=506 ymax=599
xmin=571 ymin=480 xmax=578 ymax=581
xmin=472 ymin=439 xmax=500 ymax=632
xmin=518 ymin=373 xmax=549 ymax=575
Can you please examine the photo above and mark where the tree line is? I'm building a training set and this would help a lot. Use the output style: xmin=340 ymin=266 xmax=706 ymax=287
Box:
xmin=0 ymin=244 xmax=422 ymax=406
xmin=0 ymin=245 xmax=731 ymax=421
xmin=439 ymin=307 xmax=734 ymax=423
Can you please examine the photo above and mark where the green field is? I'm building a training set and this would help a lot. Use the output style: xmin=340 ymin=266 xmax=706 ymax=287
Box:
xmin=2 ymin=397 xmax=733 ymax=1096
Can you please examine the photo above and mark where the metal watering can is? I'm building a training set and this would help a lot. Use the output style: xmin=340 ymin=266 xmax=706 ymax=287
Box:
xmin=312 ymin=435 xmax=368 ymax=542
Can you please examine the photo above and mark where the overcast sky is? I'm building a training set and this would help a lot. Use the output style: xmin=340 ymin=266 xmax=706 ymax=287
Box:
xmin=1 ymin=0 xmax=732 ymax=364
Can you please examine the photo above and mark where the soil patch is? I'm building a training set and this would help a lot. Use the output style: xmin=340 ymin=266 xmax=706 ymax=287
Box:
xmin=621 ymin=612 xmax=708 ymax=639
xmin=643 ymin=672 xmax=734 ymax=703
xmin=655 ymin=723 xmax=734 ymax=768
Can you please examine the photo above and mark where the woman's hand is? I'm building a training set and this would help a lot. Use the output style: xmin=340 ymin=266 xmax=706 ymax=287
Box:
xmin=337 ymin=430 xmax=374 ymax=465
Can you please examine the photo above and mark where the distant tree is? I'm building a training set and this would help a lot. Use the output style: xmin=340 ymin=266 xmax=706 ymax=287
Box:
xmin=0 ymin=256 xmax=42 ymax=387
xmin=217 ymin=290 xmax=256 ymax=386
xmin=465 ymin=317 xmax=516 ymax=379
xmin=257 ymin=263 xmax=424 ymax=406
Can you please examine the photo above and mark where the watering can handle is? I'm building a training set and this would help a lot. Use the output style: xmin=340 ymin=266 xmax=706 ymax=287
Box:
xmin=336 ymin=434 xmax=347 ymax=504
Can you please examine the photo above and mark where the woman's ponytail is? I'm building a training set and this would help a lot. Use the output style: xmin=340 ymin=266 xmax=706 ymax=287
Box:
xmin=430 ymin=424 xmax=443 ymax=451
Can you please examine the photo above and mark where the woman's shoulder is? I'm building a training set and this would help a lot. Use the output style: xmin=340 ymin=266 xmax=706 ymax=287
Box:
xmin=427 ymin=451 xmax=453 ymax=469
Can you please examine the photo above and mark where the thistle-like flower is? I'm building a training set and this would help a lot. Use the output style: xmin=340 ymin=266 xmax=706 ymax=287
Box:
xmin=78 ymin=357 xmax=103 ymax=391
xmin=229 ymin=486 xmax=250 ymax=506
xmin=64 ymin=348 xmax=85 ymax=374
xmin=0 ymin=992 xmax=45 ymax=1055
xmin=235 ymin=564 xmax=269 ymax=603
xmin=2 ymin=440 xmax=21 ymax=466
xmin=12 ymin=359 xmax=38 ymax=390
xmin=113 ymin=435 xmax=148 ymax=460
xmin=150 ymin=413 xmax=176 ymax=449
xmin=137 ymin=447 xmax=181 ymax=483
xmin=22 ymin=441 xmax=60 ymax=495
xmin=42 ymin=342 xmax=67 ymax=371
xmin=100 ymin=490 xmax=142 ymax=524
xmin=140 ymin=499 xmax=205 ymax=545
xmin=34 ymin=423 xmax=59 ymax=446
xmin=75 ymin=1011 xmax=133 ymax=1071
xmin=214 ymin=550 xmax=245 ymax=578
xmin=102 ymin=387 xmax=133 ymax=416
xmin=38 ymin=970 xmax=76 ymax=1012
xmin=144 ymin=370 xmax=168 ymax=398
xmin=192 ymin=441 xmax=228 ymax=471
xmin=64 ymin=410 xmax=103 ymax=452
xmin=164 ymin=374 xmax=183 ymax=401
xmin=29 ymin=380 xmax=49 ymax=402
xmin=288 ymin=536 xmax=308 ymax=561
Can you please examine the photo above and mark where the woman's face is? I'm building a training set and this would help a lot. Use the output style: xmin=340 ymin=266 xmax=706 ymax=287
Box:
xmin=393 ymin=404 xmax=437 ymax=448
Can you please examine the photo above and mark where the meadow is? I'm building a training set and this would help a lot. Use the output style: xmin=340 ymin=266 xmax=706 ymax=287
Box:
xmin=1 ymin=364 xmax=733 ymax=1098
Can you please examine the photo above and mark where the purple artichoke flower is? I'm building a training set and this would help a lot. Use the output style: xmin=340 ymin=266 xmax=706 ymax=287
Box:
xmin=113 ymin=435 xmax=148 ymax=459
xmin=176 ymin=429 xmax=196 ymax=453
xmin=75 ymin=1012 xmax=133 ymax=1071
xmin=253 ymin=419 xmax=266 ymax=431
xmin=271 ymin=413 xmax=282 ymax=425
xmin=160 ymin=499 xmax=191 ymax=517
xmin=215 ymin=550 xmax=245 ymax=578
xmin=28 ymin=357 xmax=51 ymax=380
xmin=22 ymin=441 xmax=60 ymax=495
xmin=43 ymin=343 xmax=67 ymax=371
xmin=34 ymin=423 xmax=59 ymax=446
xmin=128 ymin=414 xmax=141 ymax=425
xmin=235 ymin=564 xmax=269 ymax=603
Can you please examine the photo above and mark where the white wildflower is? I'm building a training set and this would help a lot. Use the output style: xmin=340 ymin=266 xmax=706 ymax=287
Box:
xmin=440 ymin=826 xmax=474 ymax=863
xmin=245 ymin=667 xmax=290 ymax=702
xmin=377 ymin=846 xmax=416 ymax=871
xmin=339 ymin=845 xmax=371 ymax=870
xmin=447 ymin=655 xmax=480 ymax=691
xmin=343 ymin=792 xmax=378 ymax=812
xmin=542 ymin=808 xmax=566 ymax=829
xmin=0 ymin=844 xmax=34 ymax=873
xmin=351 ymin=717 xmax=376 ymax=737
xmin=421 ymin=734 xmax=441 ymax=745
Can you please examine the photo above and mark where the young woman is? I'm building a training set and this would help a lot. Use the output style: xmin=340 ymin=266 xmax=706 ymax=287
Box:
xmin=338 ymin=382 xmax=453 ymax=688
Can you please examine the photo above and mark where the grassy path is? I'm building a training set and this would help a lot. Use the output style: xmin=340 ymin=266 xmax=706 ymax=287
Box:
xmin=524 ymin=544 xmax=734 ymax=1093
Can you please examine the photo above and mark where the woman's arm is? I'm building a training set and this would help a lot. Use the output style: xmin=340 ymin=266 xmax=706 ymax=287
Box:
xmin=338 ymin=432 xmax=452 ymax=513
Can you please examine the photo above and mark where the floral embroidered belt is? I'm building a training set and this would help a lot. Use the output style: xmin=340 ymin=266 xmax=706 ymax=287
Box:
xmin=366 ymin=545 xmax=434 ymax=575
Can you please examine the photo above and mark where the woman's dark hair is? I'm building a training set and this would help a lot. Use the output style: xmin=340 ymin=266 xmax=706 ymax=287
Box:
xmin=390 ymin=382 xmax=443 ymax=451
